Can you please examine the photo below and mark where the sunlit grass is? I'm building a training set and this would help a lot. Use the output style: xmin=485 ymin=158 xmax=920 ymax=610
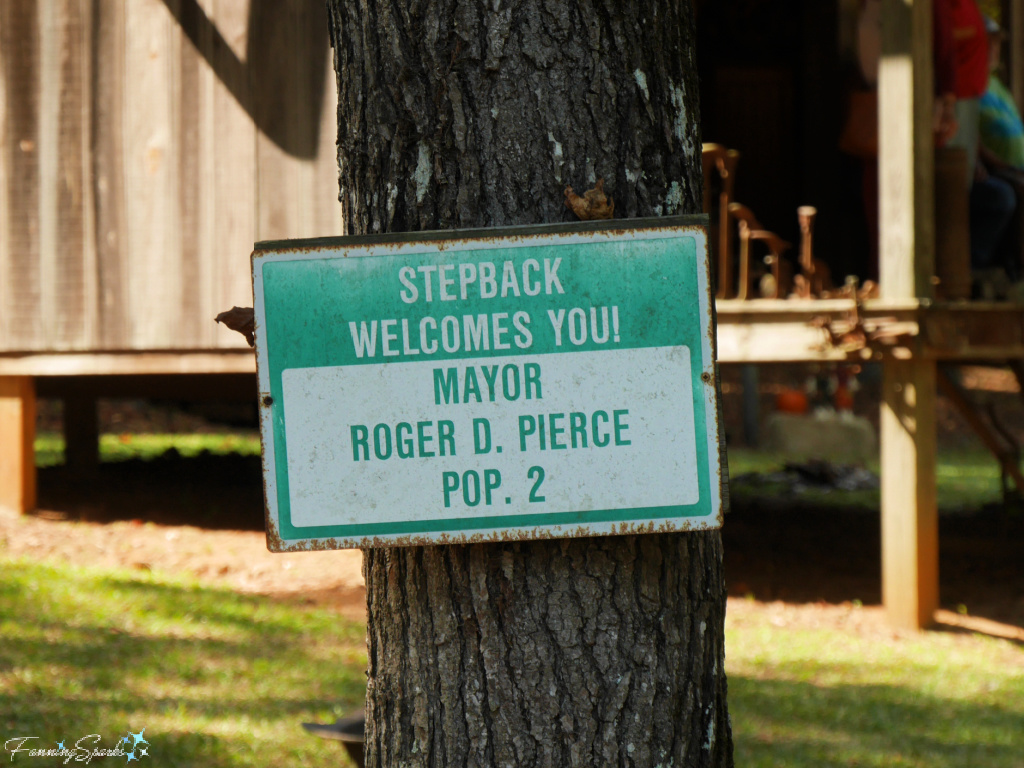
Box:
xmin=35 ymin=432 xmax=262 ymax=468
xmin=728 ymin=447 xmax=1003 ymax=512
xmin=727 ymin=605 xmax=1024 ymax=767
xmin=0 ymin=559 xmax=364 ymax=767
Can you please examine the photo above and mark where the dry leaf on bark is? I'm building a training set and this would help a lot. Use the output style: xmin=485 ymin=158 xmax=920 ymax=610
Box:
xmin=564 ymin=178 xmax=615 ymax=220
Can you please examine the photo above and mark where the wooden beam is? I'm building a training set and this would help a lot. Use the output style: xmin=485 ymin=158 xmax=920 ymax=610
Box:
xmin=0 ymin=377 xmax=37 ymax=514
xmin=0 ymin=351 xmax=255 ymax=377
xmin=879 ymin=0 xmax=935 ymax=300
xmin=937 ymin=366 xmax=1024 ymax=493
xmin=716 ymin=320 xmax=851 ymax=362
xmin=881 ymin=359 xmax=939 ymax=629
xmin=878 ymin=0 xmax=938 ymax=631
xmin=1010 ymin=0 xmax=1024 ymax=113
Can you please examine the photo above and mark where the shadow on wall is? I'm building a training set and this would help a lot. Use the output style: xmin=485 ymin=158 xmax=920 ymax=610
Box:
xmin=159 ymin=0 xmax=330 ymax=159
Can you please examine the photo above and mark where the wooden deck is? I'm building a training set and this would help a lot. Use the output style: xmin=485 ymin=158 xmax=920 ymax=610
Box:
xmin=717 ymin=299 xmax=1024 ymax=363
xmin=719 ymin=297 xmax=1024 ymax=630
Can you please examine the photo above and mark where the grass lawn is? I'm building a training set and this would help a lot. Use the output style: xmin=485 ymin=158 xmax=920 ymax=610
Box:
xmin=727 ymin=607 xmax=1024 ymax=767
xmin=35 ymin=432 xmax=262 ymax=468
xmin=0 ymin=559 xmax=365 ymax=767
xmin=19 ymin=433 xmax=1024 ymax=765
xmin=728 ymin=447 xmax=1006 ymax=512
xmin=2 ymin=558 xmax=1023 ymax=767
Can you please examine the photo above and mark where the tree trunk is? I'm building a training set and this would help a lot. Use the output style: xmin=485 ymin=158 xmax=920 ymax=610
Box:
xmin=324 ymin=1 xmax=732 ymax=766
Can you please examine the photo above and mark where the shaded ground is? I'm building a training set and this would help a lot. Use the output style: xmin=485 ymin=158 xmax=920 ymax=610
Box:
xmin=2 ymin=450 xmax=1021 ymax=642
xmin=3 ymin=459 xmax=366 ymax=622
xmin=726 ymin=498 xmax=1024 ymax=641
xmin=717 ymin=362 xmax=1024 ymax=637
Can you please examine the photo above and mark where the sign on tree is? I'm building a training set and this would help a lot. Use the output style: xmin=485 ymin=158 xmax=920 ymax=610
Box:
xmin=254 ymin=217 xmax=721 ymax=551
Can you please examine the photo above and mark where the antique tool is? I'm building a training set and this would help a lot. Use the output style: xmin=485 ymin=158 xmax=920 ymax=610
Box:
xmin=794 ymin=206 xmax=832 ymax=298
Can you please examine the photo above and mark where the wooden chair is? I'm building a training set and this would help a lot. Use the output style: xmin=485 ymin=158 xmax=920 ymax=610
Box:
xmin=706 ymin=143 xmax=826 ymax=300
xmin=728 ymin=203 xmax=793 ymax=299
xmin=702 ymin=144 xmax=741 ymax=299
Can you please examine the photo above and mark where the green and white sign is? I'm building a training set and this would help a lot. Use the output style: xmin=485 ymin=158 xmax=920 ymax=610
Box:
xmin=254 ymin=217 xmax=722 ymax=551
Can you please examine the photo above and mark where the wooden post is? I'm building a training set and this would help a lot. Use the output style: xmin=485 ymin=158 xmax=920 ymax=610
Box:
xmin=879 ymin=0 xmax=938 ymax=630
xmin=1010 ymin=0 xmax=1024 ymax=113
xmin=0 ymin=377 xmax=37 ymax=514
xmin=881 ymin=361 xmax=938 ymax=629
xmin=64 ymin=392 xmax=99 ymax=473
xmin=879 ymin=0 xmax=935 ymax=300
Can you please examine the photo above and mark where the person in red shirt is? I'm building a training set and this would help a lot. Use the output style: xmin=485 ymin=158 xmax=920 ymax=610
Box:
xmin=950 ymin=0 xmax=989 ymax=98
xmin=942 ymin=1 xmax=1019 ymax=281
xmin=946 ymin=0 xmax=990 ymax=180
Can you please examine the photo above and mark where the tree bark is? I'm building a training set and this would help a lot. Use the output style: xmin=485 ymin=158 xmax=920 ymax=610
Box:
xmin=324 ymin=1 xmax=732 ymax=766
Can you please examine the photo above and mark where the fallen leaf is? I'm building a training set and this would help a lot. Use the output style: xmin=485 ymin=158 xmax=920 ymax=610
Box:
xmin=564 ymin=178 xmax=615 ymax=220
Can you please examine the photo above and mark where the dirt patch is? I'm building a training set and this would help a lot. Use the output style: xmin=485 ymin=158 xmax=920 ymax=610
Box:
xmin=725 ymin=497 xmax=1024 ymax=635
xmin=0 ymin=506 xmax=367 ymax=622
xmin=5 ymin=449 xmax=1022 ymax=639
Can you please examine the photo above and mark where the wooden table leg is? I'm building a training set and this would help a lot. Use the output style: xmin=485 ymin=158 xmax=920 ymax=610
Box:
xmin=0 ymin=376 xmax=37 ymax=514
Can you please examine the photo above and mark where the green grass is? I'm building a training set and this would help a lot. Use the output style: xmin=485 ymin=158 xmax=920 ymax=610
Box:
xmin=21 ymin=434 xmax=1022 ymax=765
xmin=727 ymin=608 xmax=1024 ymax=767
xmin=3 ymin=557 xmax=1023 ymax=768
xmin=35 ymin=432 xmax=262 ymax=468
xmin=728 ymin=447 xmax=1005 ymax=512
xmin=0 ymin=559 xmax=365 ymax=767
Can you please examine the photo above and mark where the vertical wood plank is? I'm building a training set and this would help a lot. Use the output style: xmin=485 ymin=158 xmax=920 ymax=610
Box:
xmin=316 ymin=38 xmax=344 ymax=236
xmin=878 ymin=0 xmax=939 ymax=630
xmin=123 ymin=0 xmax=180 ymax=349
xmin=91 ymin=0 xmax=129 ymax=349
xmin=0 ymin=11 xmax=7 ymax=348
xmin=195 ymin=0 xmax=218 ymax=347
xmin=78 ymin=0 xmax=99 ymax=350
xmin=37 ymin=0 xmax=61 ymax=345
xmin=0 ymin=377 xmax=37 ymax=514
xmin=173 ymin=0 xmax=204 ymax=346
xmin=212 ymin=0 xmax=257 ymax=345
xmin=49 ymin=0 xmax=95 ymax=349
xmin=253 ymin=0 xmax=339 ymax=241
xmin=0 ymin=1 xmax=43 ymax=351
xmin=253 ymin=0 xmax=304 ymax=242
xmin=881 ymin=359 xmax=939 ymax=630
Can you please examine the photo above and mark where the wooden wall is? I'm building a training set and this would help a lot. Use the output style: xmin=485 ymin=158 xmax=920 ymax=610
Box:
xmin=0 ymin=0 xmax=342 ymax=354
